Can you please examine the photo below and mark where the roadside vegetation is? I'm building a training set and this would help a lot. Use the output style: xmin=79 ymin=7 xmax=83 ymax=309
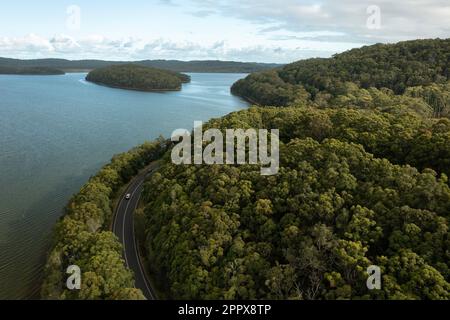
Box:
xmin=41 ymin=139 xmax=168 ymax=300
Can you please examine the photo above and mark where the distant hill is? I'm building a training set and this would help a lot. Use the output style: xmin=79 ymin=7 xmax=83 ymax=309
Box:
xmin=0 ymin=57 xmax=281 ymax=73
xmin=0 ymin=66 xmax=65 ymax=75
xmin=85 ymin=64 xmax=191 ymax=92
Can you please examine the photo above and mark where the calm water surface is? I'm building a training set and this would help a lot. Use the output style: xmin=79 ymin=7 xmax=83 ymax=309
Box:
xmin=0 ymin=72 xmax=248 ymax=299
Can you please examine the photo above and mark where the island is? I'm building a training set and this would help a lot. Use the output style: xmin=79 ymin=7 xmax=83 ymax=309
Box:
xmin=85 ymin=64 xmax=191 ymax=91
xmin=0 ymin=66 xmax=65 ymax=75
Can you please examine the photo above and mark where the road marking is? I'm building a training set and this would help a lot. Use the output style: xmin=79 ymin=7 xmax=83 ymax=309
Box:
xmin=112 ymin=163 xmax=160 ymax=300
xmin=131 ymin=192 xmax=155 ymax=300
xmin=122 ymin=180 xmax=144 ymax=268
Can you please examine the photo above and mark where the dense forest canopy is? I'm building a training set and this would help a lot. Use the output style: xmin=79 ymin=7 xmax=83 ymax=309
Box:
xmin=141 ymin=107 xmax=450 ymax=300
xmin=0 ymin=66 xmax=65 ymax=75
xmin=140 ymin=39 xmax=450 ymax=300
xmin=86 ymin=64 xmax=191 ymax=92
xmin=232 ymin=39 xmax=450 ymax=112
xmin=0 ymin=57 xmax=281 ymax=73
xmin=42 ymin=38 xmax=450 ymax=300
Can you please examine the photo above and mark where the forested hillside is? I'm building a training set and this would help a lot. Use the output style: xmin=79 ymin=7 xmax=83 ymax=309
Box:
xmin=0 ymin=57 xmax=281 ymax=73
xmin=86 ymin=64 xmax=190 ymax=91
xmin=141 ymin=107 xmax=450 ymax=300
xmin=42 ymin=38 xmax=450 ymax=300
xmin=231 ymin=39 xmax=450 ymax=114
xmin=0 ymin=66 xmax=65 ymax=75
xmin=140 ymin=39 xmax=450 ymax=300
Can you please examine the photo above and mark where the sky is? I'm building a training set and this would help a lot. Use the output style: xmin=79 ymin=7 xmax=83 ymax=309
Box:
xmin=0 ymin=0 xmax=449 ymax=63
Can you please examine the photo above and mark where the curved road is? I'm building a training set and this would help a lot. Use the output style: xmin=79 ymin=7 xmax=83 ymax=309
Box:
xmin=112 ymin=162 xmax=159 ymax=300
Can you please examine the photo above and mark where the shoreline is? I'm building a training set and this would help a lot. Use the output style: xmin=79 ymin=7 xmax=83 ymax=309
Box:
xmin=0 ymin=72 xmax=249 ymax=299
xmin=85 ymin=79 xmax=183 ymax=92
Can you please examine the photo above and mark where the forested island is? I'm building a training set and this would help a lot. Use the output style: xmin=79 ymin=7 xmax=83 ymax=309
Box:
xmin=0 ymin=66 xmax=65 ymax=75
xmin=42 ymin=38 xmax=450 ymax=300
xmin=85 ymin=64 xmax=191 ymax=92
xmin=0 ymin=57 xmax=281 ymax=73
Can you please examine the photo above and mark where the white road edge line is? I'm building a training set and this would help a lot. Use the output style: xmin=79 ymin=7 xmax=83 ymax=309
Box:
xmin=122 ymin=180 xmax=144 ymax=268
xmin=131 ymin=192 xmax=155 ymax=299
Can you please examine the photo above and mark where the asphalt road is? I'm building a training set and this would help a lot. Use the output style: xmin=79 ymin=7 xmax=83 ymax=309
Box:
xmin=112 ymin=162 xmax=159 ymax=300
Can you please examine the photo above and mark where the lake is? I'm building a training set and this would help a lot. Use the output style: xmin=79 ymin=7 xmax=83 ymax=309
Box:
xmin=0 ymin=72 xmax=248 ymax=299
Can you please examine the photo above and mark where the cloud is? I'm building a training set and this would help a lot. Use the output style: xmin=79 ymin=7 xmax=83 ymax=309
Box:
xmin=0 ymin=33 xmax=340 ymax=63
xmin=185 ymin=0 xmax=450 ymax=42
xmin=49 ymin=35 xmax=81 ymax=53
xmin=1 ymin=1 xmax=448 ymax=62
xmin=134 ymin=39 xmax=308 ymax=62
xmin=0 ymin=34 xmax=54 ymax=55
xmin=0 ymin=34 xmax=143 ymax=60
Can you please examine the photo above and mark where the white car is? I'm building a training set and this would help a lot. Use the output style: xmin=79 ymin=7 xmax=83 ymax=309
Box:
xmin=125 ymin=193 xmax=131 ymax=200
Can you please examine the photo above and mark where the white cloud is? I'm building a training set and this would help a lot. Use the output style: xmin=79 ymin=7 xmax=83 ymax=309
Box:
xmin=0 ymin=33 xmax=347 ymax=63
xmin=291 ymin=4 xmax=328 ymax=18
xmin=1 ymin=1 xmax=448 ymax=62
xmin=0 ymin=34 xmax=54 ymax=55
xmin=50 ymin=35 xmax=81 ymax=53
xmin=187 ymin=0 xmax=450 ymax=42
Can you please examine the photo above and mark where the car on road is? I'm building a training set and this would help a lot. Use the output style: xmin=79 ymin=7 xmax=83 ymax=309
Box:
xmin=125 ymin=193 xmax=131 ymax=200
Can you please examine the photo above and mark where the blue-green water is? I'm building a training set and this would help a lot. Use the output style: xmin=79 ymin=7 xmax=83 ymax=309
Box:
xmin=0 ymin=73 xmax=248 ymax=299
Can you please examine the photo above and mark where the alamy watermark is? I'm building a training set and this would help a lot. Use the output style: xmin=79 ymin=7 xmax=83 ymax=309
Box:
xmin=171 ymin=121 xmax=280 ymax=176
xmin=66 ymin=5 xmax=81 ymax=31
xmin=66 ymin=265 xmax=81 ymax=290
xmin=367 ymin=5 xmax=381 ymax=30
xmin=366 ymin=265 xmax=381 ymax=290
